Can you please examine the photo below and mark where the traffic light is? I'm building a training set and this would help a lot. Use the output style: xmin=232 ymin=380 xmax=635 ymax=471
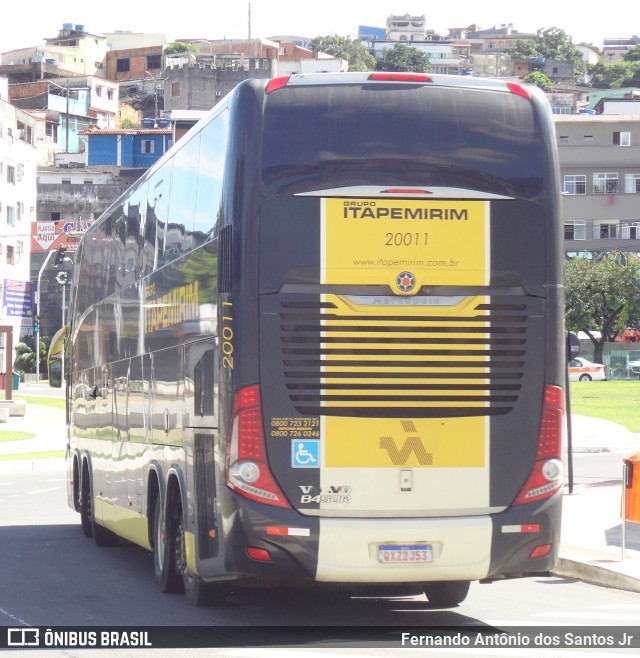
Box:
xmin=54 ymin=244 xmax=67 ymax=267
xmin=34 ymin=315 xmax=39 ymax=333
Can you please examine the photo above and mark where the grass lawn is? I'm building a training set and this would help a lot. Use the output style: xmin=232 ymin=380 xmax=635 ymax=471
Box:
xmin=569 ymin=381 xmax=640 ymax=433
xmin=0 ymin=395 xmax=64 ymax=459
xmin=0 ymin=394 xmax=65 ymax=410
xmin=0 ymin=431 xmax=36 ymax=442
xmin=0 ymin=451 xmax=65 ymax=461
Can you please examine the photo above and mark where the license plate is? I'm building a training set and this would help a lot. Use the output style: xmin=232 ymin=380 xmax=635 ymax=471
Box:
xmin=378 ymin=544 xmax=433 ymax=564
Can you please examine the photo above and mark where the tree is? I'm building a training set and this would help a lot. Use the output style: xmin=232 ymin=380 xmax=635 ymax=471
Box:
xmin=164 ymin=42 xmax=198 ymax=55
xmin=588 ymin=59 xmax=638 ymax=88
xmin=309 ymin=35 xmax=376 ymax=71
xmin=623 ymin=45 xmax=640 ymax=62
xmin=565 ymin=253 xmax=640 ymax=363
xmin=13 ymin=334 xmax=50 ymax=375
xmin=523 ymin=71 xmax=553 ymax=92
xmin=506 ymin=27 xmax=586 ymax=81
xmin=378 ymin=43 xmax=430 ymax=73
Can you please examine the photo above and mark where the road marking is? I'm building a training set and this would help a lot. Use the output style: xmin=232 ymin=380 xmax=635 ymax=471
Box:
xmin=28 ymin=487 xmax=61 ymax=495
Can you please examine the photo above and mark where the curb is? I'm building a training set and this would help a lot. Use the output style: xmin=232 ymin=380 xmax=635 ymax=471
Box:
xmin=552 ymin=557 xmax=640 ymax=594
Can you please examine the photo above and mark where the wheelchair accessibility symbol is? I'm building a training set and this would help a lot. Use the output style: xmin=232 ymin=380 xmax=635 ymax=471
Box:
xmin=292 ymin=440 xmax=320 ymax=468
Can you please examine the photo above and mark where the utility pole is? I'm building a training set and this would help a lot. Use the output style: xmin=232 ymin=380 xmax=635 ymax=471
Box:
xmin=35 ymin=250 xmax=55 ymax=381
xmin=65 ymin=79 xmax=70 ymax=153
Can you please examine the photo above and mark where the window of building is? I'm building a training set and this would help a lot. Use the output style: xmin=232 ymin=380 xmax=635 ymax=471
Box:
xmin=6 ymin=245 xmax=14 ymax=265
xmin=614 ymin=131 xmax=631 ymax=146
xmin=107 ymin=89 xmax=114 ymax=100
xmin=621 ymin=222 xmax=640 ymax=239
xmin=7 ymin=165 xmax=15 ymax=184
xmin=171 ymin=81 xmax=181 ymax=97
xmin=594 ymin=222 xmax=618 ymax=239
xmin=593 ymin=172 xmax=618 ymax=194
xmin=17 ymin=163 xmax=23 ymax=181
xmin=116 ymin=58 xmax=131 ymax=73
xmin=141 ymin=140 xmax=155 ymax=154
xmin=552 ymin=107 xmax=571 ymax=115
xmin=61 ymin=178 xmax=71 ymax=184
xmin=17 ymin=202 xmax=23 ymax=220
xmin=51 ymin=212 xmax=61 ymax=221
xmin=564 ymin=174 xmax=586 ymax=195
xmin=7 ymin=206 xmax=15 ymax=226
xmin=147 ymin=54 xmax=161 ymax=70
xmin=583 ymin=135 xmax=594 ymax=142
xmin=83 ymin=179 xmax=94 ymax=185
xmin=625 ymin=173 xmax=640 ymax=193
xmin=96 ymin=85 xmax=103 ymax=97
xmin=564 ymin=221 xmax=586 ymax=240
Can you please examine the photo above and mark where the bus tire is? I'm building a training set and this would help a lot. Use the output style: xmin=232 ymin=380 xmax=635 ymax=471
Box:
xmin=423 ymin=581 xmax=470 ymax=607
xmin=79 ymin=469 xmax=93 ymax=538
xmin=153 ymin=496 xmax=181 ymax=593
xmin=174 ymin=501 xmax=228 ymax=607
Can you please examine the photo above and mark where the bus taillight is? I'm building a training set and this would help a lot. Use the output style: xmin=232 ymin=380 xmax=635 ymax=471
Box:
xmin=265 ymin=76 xmax=290 ymax=93
xmin=506 ymin=82 xmax=532 ymax=100
xmin=368 ymin=72 xmax=432 ymax=83
xmin=513 ymin=385 xmax=564 ymax=505
xmin=226 ymin=385 xmax=290 ymax=508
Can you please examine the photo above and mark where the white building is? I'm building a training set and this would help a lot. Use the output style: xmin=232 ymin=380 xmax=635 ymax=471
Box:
xmin=0 ymin=78 xmax=37 ymax=355
xmin=2 ymin=23 xmax=108 ymax=78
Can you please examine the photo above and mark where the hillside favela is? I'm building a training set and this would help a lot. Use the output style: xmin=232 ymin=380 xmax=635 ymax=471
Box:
xmin=0 ymin=17 xmax=638 ymax=349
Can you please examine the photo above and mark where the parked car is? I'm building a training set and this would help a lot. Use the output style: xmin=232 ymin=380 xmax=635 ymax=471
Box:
xmin=627 ymin=351 xmax=640 ymax=378
xmin=569 ymin=357 xmax=607 ymax=382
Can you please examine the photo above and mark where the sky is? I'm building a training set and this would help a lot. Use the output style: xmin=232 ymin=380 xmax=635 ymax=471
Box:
xmin=0 ymin=0 xmax=632 ymax=54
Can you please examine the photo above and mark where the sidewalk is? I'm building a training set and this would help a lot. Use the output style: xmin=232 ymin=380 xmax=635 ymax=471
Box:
xmin=2 ymin=400 xmax=640 ymax=593
xmin=555 ymin=414 xmax=640 ymax=593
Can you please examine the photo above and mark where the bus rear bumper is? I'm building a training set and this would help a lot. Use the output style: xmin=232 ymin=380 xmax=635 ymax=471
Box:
xmin=204 ymin=492 xmax=561 ymax=585
xmin=486 ymin=491 xmax=563 ymax=578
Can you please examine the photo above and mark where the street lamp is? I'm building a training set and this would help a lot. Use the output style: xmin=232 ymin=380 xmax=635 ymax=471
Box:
xmin=35 ymin=250 xmax=55 ymax=382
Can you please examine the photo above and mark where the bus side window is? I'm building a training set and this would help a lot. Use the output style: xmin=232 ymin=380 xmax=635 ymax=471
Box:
xmin=194 ymin=109 xmax=229 ymax=244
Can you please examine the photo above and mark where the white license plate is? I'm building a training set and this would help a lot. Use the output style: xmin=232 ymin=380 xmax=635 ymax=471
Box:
xmin=378 ymin=544 xmax=433 ymax=564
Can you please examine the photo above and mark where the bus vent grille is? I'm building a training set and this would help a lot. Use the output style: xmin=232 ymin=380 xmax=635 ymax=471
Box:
xmin=279 ymin=299 xmax=528 ymax=418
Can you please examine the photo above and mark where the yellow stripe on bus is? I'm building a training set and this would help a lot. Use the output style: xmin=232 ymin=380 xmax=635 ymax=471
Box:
xmin=324 ymin=416 xmax=485 ymax=468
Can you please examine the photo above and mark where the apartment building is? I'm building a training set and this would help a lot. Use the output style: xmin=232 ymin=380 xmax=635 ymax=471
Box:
xmin=0 ymin=81 xmax=37 ymax=349
xmin=557 ymin=113 xmax=640 ymax=252
xmin=0 ymin=23 xmax=108 ymax=81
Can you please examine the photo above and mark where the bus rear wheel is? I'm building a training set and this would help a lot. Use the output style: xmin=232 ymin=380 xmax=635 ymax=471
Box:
xmin=153 ymin=496 xmax=181 ymax=593
xmin=423 ymin=581 xmax=470 ymax=608
xmin=79 ymin=469 xmax=93 ymax=538
xmin=174 ymin=502 xmax=227 ymax=607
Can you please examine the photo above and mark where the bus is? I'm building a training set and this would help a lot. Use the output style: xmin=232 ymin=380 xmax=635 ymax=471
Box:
xmin=52 ymin=72 xmax=565 ymax=608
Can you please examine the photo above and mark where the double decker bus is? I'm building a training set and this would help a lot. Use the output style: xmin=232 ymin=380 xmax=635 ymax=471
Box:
xmin=53 ymin=72 xmax=565 ymax=607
